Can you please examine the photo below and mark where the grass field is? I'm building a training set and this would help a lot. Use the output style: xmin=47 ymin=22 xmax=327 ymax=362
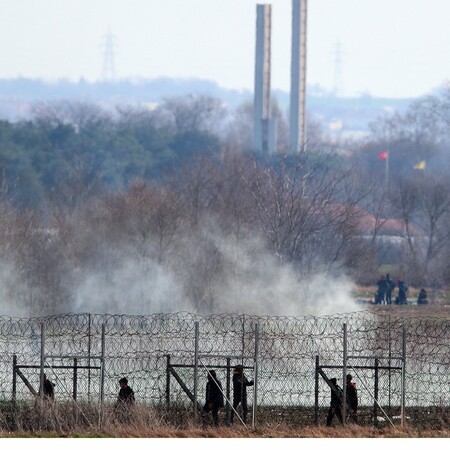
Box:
xmin=1 ymin=423 xmax=449 ymax=438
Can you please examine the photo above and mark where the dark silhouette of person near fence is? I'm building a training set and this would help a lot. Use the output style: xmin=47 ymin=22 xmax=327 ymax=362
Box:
xmin=346 ymin=374 xmax=358 ymax=424
xmin=385 ymin=274 xmax=395 ymax=305
xmin=229 ymin=364 xmax=254 ymax=425
xmin=417 ymin=288 xmax=428 ymax=305
xmin=326 ymin=378 xmax=343 ymax=426
xmin=115 ymin=377 xmax=135 ymax=423
xmin=395 ymin=279 xmax=408 ymax=305
xmin=201 ymin=370 xmax=224 ymax=427
xmin=375 ymin=275 xmax=387 ymax=304
xmin=42 ymin=373 xmax=55 ymax=401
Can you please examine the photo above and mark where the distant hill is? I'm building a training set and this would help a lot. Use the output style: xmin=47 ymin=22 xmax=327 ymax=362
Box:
xmin=0 ymin=77 xmax=413 ymax=134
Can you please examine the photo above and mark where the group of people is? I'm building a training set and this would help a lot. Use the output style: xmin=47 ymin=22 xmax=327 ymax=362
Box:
xmin=326 ymin=374 xmax=358 ymax=426
xmin=113 ymin=365 xmax=253 ymax=427
xmin=39 ymin=368 xmax=360 ymax=428
xmin=39 ymin=373 xmax=136 ymax=422
xmin=201 ymin=364 xmax=254 ymax=427
xmin=375 ymin=274 xmax=428 ymax=305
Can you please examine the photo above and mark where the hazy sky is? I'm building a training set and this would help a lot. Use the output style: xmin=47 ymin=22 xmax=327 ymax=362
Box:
xmin=1 ymin=0 xmax=449 ymax=98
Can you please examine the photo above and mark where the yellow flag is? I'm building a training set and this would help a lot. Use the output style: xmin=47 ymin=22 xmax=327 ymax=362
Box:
xmin=413 ymin=160 xmax=426 ymax=170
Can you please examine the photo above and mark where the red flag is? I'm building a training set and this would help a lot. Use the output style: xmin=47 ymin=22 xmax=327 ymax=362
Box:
xmin=377 ymin=151 xmax=389 ymax=160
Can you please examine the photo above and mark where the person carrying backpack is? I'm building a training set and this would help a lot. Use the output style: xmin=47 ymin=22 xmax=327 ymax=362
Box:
xmin=202 ymin=370 xmax=224 ymax=427
xmin=326 ymin=378 xmax=343 ymax=426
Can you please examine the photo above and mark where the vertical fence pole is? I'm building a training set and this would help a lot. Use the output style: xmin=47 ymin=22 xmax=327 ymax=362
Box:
xmin=314 ymin=355 xmax=319 ymax=425
xmin=193 ymin=321 xmax=199 ymax=422
xmin=388 ymin=314 xmax=392 ymax=415
xmin=401 ymin=323 xmax=407 ymax=428
xmin=99 ymin=323 xmax=106 ymax=427
xmin=73 ymin=357 xmax=78 ymax=425
xmin=252 ymin=323 xmax=259 ymax=429
xmin=87 ymin=313 xmax=91 ymax=403
xmin=374 ymin=357 xmax=379 ymax=426
xmin=73 ymin=358 xmax=78 ymax=401
xmin=12 ymin=354 xmax=17 ymax=430
xmin=226 ymin=357 xmax=231 ymax=425
xmin=39 ymin=321 xmax=45 ymax=401
xmin=342 ymin=323 xmax=347 ymax=425
xmin=166 ymin=354 xmax=171 ymax=408
xmin=39 ymin=321 xmax=45 ymax=429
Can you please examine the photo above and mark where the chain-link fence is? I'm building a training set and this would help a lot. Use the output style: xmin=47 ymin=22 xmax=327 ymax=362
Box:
xmin=0 ymin=311 xmax=448 ymax=430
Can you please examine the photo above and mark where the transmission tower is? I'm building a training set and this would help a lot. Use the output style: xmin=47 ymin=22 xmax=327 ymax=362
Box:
xmin=333 ymin=40 xmax=344 ymax=97
xmin=101 ymin=28 xmax=117 ymax=81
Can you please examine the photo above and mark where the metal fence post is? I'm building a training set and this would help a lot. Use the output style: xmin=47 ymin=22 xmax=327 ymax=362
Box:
xmin=374 ymin=357 xmax=379 ymax=426
xmin=99 ymin=323 xmax=106 ymax=427
xmin=193 ymin=321 xmax=199 ymax=422
xmin=401 ymin=323 xmax=407 ymax=428
xmin=342 ymin=323 xmax=347 ymax=425
xmin=166 ymin=354 xmax=171 ymax=408
xmin=226 ymin=357 xmax=231 ymax=425
xmin=252 ymin=322 xmax=259 ymax=429
xmin=388 ymin=314 xmax=392 ymax=415
xmin=40 ymin=321 xmax=45 ymax=401
xmin=314 ymin=355 xmax=319 ymax=425
xmin=12 ymin=354 xmax=17 ymax=430
xmin=73 ymin=357 xmax=78 ymax=401
xmin=87 ymin=313 xmax=91 ymax=403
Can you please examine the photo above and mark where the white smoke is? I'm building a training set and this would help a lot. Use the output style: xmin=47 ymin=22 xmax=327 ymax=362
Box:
xmin=0 ymin=215 xmax=363 ymax=318
xmin=0 ymin=258 xmax=34 ymax=317
xmin=65 ymin=219 xmax=362 ymax=317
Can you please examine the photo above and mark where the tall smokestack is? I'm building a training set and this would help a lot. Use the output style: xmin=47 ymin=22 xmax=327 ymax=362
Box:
xmin=254 ymin=4 xmax=276 ymax=154
xmin=290 ymin=0 xmax=308 ymax=153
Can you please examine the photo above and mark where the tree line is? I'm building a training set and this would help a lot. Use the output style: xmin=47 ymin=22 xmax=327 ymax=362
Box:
xmin=0 ymin=85 xmax=449 ymax=315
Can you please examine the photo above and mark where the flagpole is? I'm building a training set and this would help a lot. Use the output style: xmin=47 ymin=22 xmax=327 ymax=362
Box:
xmin=385 ymin=152 xmax=389 ymax=191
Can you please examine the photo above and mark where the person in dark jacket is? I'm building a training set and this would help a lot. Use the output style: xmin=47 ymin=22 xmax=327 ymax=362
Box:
xmin=346 ymin=374 xmax=358 ymax=423
xmin=202 ymin=370 xmax=224 ymax=427
xmin=326 ymin=377 xmax=343 ymax=426
xmin=417 ymin=288 xmax=428 ymax=305
xmin=385 ymin=274 xmax=395 ymax=305
xmin=115 ymin=377 xmax=135 ymax=422
xmin=42 ymin=373 xmax=55 ymax=401
xmin=395 ymin=279 xmax=408 ymax=305
xmin=376 ymin=275 xmax=387 ymax=304
xmin=229 ymin=364 xmax=254 ymax=425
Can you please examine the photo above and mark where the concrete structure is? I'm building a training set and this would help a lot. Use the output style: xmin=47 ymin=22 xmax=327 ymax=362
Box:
xmin=254 ymin=4 xmax=277 ymax=155
xmin=290 ymin=0 xmax=308 ymax=153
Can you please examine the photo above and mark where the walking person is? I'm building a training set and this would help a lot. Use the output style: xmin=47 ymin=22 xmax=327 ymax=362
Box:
xmin=229 ymin=364 xmax=254 ymax=425
xmin=326 ymin=378 xmax=343 ymax=426
xmin=346 ymin=374 xmax=358 ymax=424
xmin=202 ymin=370 xmax=224 ymax=427
xmin=41 ymin=373 xmax=55 ymax=401
xmin=115 ymin=377 xmax=135 ymax=423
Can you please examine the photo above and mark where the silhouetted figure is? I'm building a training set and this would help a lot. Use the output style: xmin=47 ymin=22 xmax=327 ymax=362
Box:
xmin=229 ymin=365 xmax=254 ymax=425
xmin=346 ymin=374 xmax=358 ymax=423
xmin=385 ymin=274 xmax=395 ymax=305
xmin=417 ymin=288 xmax=428 ymax=305
xmin=395 ymin=279 xmax=408 ymax=305
xmin=326 ymin=378 xmax=343 ymax=426
xmin=42 ymin=373 xmax=55 ymax=401
xmin=202 ymin=370 xmax=224 ymax=427
xmin=376 ymin=275 xmax=387 ymax=304
xmin=115 ymin=377 xmax=135 ymax=422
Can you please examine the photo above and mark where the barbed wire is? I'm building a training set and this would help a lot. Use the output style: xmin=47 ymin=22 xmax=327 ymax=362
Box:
xmin=0 ymin=310 xmax=448 ymax=429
